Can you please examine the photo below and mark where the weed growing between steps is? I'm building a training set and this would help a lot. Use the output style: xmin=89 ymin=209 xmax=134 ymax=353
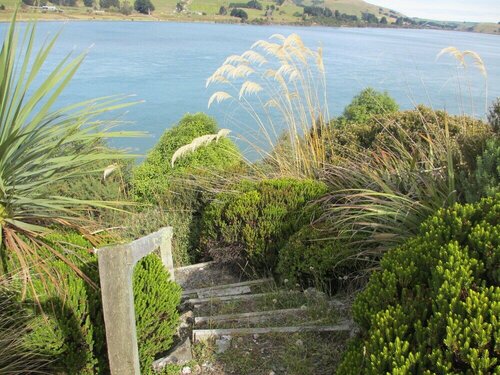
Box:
xmin=193 ymin=286 xmax=340 ymax=316
xmin=196 ymin=295 xmax=342 ymax=330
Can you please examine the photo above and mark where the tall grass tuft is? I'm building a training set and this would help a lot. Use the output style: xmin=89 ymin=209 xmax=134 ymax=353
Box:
xmin=316 ymin=106 xmax=492 ymax=274
xmin=0 ymin=278 xmax=51 ymax=374
xmin=207 ymin=33 xmax=330 ymax=178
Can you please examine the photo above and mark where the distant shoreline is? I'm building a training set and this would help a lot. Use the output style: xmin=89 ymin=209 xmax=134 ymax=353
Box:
xmin=0 ymin=11 xmax=498 ymax=35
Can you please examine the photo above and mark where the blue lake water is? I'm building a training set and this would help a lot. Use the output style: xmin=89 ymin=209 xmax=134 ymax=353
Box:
xmin=1 ymin=21 xmax=499 ymax=154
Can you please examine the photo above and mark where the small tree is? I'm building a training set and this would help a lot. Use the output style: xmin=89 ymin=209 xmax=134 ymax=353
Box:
xmin=100 ymin=0 xmax=119 ymax=9
xmin=380 ymin=16 xmax=388 ymax=24
xmin=230 ymin=8 xmax=248 ymax=20
xmin=120 ymin=0 xmax=133 ymax=14
xmin=362 ymin=12 xmax=379 ymax=24
xmin=340 ymin=88 xmax=399 ymax=124
xmin=83 ymin=0 xmax=93 ymax=7
xmin=218 ymin=5 xmax=227 ymax=15
xmin=134 ymin=0 xmax=154 ymax=14
xmin=247 ymin=0 xmax=262 ymax=10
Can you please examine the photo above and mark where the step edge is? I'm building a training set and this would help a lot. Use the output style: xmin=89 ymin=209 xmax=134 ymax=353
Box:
xmin=187 ymin=291 xmax=301 ymax=305
xmin=175 ymin=261 xmax=217 ymax=272
xmin=192 ymin=322 xmax=353 ymax=341
xmin=194 ymin=307 xmax=305 ymax=324
xmin=182 ymin=278 xmax=274 ymax=296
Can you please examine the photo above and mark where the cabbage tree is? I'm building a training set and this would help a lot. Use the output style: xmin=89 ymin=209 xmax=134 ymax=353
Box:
xmin=0 ymin=13 xmax=143 ymax=291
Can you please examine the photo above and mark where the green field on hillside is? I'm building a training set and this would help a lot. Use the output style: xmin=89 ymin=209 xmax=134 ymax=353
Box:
xmin=0 ymin=0 xmax=497 ymax=35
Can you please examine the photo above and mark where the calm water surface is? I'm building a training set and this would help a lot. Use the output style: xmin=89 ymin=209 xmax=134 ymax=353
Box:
xmin=1 ymin=21 xmax=499 ymax=153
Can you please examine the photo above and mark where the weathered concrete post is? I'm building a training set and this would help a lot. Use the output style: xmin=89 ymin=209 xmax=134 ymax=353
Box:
xmin=97 ymin=227 xmax=175 ymax=375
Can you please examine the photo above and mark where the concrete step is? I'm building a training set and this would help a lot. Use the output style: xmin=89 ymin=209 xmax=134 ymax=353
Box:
xmin=187 ymin=291 xmax=302 ymax=306
xmin=194 ymin=307 xmax=305 ymax=327
xmin=192 ymin=321 xmax=353 ymax=342
xmin=182 ymin=278 xmax=274 ymax=298
xmin=174 ymin=261 xmax=244 ymax=290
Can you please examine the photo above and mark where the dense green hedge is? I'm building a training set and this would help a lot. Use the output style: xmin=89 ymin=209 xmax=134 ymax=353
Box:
xmin=200 ymin=178 xmax=328 ymax=268
xmin=133 ymin=254 xmax=181 ymax=374
xmin=23 ymin=232 xmax=106 ymax=374
xmin=132 ymin=113 xmax=241 ymax=205
xmin=328 ymin=106 xmax=492 ymax=171
xmin=462 ymin=137 xmax=500 ymax=203
xmin=338 ymin=87 xmax=399 ymax=125
xmin=277 ymin=224 xmax=363 ymax=292
xmin=338 ymin=195 xmax=500 ymax=374
xmin=4 ymin=232 xmax=181 ymax=374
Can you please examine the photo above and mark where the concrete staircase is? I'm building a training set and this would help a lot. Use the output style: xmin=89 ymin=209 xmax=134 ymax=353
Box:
xmin=153 ymin=261 xmax=353 ymax=373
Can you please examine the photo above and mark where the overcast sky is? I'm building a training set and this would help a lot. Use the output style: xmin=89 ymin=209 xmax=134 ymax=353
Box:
xmin=365 ymin=0 xmax=500 ymax=23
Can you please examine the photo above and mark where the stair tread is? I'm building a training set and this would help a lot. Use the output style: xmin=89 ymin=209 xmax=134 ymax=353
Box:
xmin=175 ymin=262 xmax=244 ymax=290
xmin=195 ymin=307 xmax=305 ymax=324
xmin=192 ymin=321 xmax=352 ymax=341
xmin=182 ymin=278 xmax=274 ymax=297
xmin=187 ymin=291 xmax=302 ymax=305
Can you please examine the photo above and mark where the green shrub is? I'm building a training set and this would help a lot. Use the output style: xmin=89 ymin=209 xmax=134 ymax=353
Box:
xmin=132 ymin=113 xmax=241 ymax=205
xmin=21 ymin=232 xmax=106 ymax=374
xmin=133 ymin=254 xmax=181 ymax=374
xmin=329 ymin=106 xmax=491 ymax=170
xmin=0 ymin=282 xmax=51 ymax=374
xmin=200 ymin=178 xmax=328 ymax=269
xmin=487 ymin=97 xmax=500 ymax=134
xmin=338 ymin=195 xmax=500 ymax=374
xmin=4 ymin=232 xmax=181 ymax=374
xmin=277 ymin=225 xmax=363 ymax=292
xmin=462 ymin=137 xmax=500 ymax=203
xmin=338 ymin=88 xmax=399 ymax=125
xmin=114 ymin=207 xmax=195 ymax=266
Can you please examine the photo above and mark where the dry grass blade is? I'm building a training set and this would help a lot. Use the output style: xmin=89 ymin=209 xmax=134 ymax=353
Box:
xmin=0 ymin=277 xmax=52 ymax=374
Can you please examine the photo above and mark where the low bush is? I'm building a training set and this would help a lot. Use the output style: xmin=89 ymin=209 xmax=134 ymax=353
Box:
xmin=277 ymin=225 xmax=364 ymax=293
xmin=488 ymin=97 xmax=500 ymax=134
xmin=328 ymin=106 xmax=492 ymax=170
xmin=132 ymin=113 xmax=241 ymax=205
xmin=20 ymin=232 xmax=106 ymax=374
xmin=133 ymin=254 xmax=181 ymax=374
xmin=115 ymin=207 xmax=195 ymax=266
xmin=0 ymin=282 xmax=51 ymax=374
xmin=3 ymin=232 xmax=181 ymax=374
xmin=200 ymin=178 xmax=328 ymax=269
xmin=337 ymin=87 xmax=399 ymax=125
xmin=315 ymin=106 xmax=494 ymax=280
xmin=461 ymin=137 xmax=500 ymax=203
xmin=338 ymin=195 xmax=500 ymax=373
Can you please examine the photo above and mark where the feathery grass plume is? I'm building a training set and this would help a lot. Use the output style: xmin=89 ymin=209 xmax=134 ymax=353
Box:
xmin=437 ymin=46 xmax=488 ymax=115
xmin=171 ymin=129 xmax=231 ymax=167
xmin=207 ymin=33 xmax=330 ymax=178
xmin=208 ymin=91 xmax=232 ymax=108
xmin=103 ymin=163 xmax=119 ymax=180
xmin=0 ymin=13 xmax=143 ymax=297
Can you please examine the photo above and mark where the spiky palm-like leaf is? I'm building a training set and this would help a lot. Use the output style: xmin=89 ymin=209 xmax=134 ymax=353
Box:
xmin=0 ymin=13 xmax=144 ymax=291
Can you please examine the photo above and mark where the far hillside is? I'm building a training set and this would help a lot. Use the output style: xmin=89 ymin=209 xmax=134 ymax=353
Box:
xmin=0 ymin=0 xmax=498 ymax=34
